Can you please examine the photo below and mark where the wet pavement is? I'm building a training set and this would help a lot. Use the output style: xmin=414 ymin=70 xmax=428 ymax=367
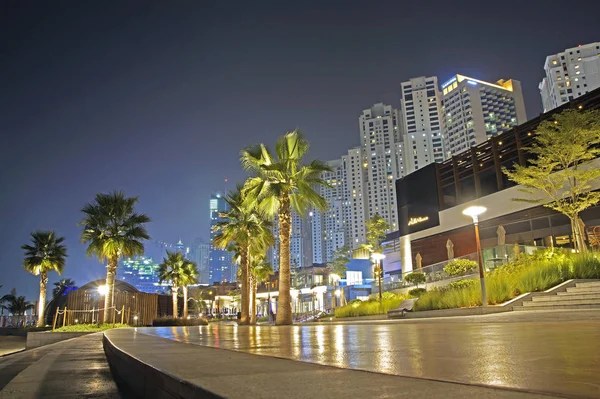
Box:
xmin=140 ymin=311 xmax=600 ymax=398
xmin=0 ymin=333 xmax=132 ymax=398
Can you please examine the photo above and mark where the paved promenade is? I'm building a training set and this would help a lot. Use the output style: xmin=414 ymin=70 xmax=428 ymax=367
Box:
xmin=0 ymin=333 xmax=129 ymax=398
xmin=105 ymin=328 xmax=551 ymax=398
xmin=138 ymin=309 xmax=600 ymax=398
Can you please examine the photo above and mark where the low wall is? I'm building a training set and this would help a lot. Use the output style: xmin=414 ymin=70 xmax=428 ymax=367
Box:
xmin=26 ymin=332 xmax=92 ymax=349
xmin=103 ymin=333 xmax=216 ymax=398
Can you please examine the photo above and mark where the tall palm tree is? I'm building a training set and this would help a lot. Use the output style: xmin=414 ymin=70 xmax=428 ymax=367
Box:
xmin=250 ymin=259 xmax=273 ymax=324
xmin=181 ymin=261 xmax=198 ymax=318
xmin=80 ymin=191 xmax=150 ymax=323
xmin=52 ymin=278 xmax=76 ymax=299
xmin=213 ymin=186 xmax=274 ymax=325
xmin=241 ymin=130 xmax=331 ymax=325
xmin=21 ymin=231 xmax=68 ymax=327
xmin=159 ymin=251 xmax=196 ymax=318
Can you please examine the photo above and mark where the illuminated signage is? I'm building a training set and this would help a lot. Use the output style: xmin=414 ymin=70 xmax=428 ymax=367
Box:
xmin=441 ymin=76 xmax=457 ymax=89
xmin=408 ymin=216 xmax=429 ymax=226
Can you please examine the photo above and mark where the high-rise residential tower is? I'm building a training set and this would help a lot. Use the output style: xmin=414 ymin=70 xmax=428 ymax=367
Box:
xmin=191 ymin=239 xmax=210 ymax=284
xmin=357 ymin=103 xmax=404 ymax=236
xmin=271 ymin=211 xmax=311 ymax=270
xmin=311 ymin=157 xmax=351 ymax=263
xmin=441 ymin=74 xmax=527 ymax=157
xmin=539 ymin=42 xmax=600 ymax=112
xmin=208 ymin=193 xmax=235 ymax=283
xmin=400 ymin=76 xmax=445 ymax=173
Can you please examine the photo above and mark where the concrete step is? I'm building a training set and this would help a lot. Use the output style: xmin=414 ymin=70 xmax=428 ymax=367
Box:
xmin=533 ymin=293 xmax=600 ymax=302
xmin=514 ymin=304 xmax=600 ymax=311
xmin=575 ymin=281 xmax=600 ymax=288
xmin=557 ymin=291 xmax=600 ymax=297
xmin=523 ymin=299 xmax=600 ymax=307
xmin=566 ymin=287 xmax=600 ymax=294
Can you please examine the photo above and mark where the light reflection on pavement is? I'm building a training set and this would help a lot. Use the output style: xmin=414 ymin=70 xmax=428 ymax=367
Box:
xmin=139 ymin=318 xmax=600 ymax=397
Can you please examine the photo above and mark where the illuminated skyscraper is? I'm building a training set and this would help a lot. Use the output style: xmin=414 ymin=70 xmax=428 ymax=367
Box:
xmin=208 ymin=193 xmax=236 ymax=283
xmin=400 ymin=76 xmax=445 ymax=173
xmin=441 ymin=74 xmax=527 ymax=156
xmin=539 ymin=42 xmax=600 ymax=112
xmin=117 ymin=256 xmax=162 ymax=293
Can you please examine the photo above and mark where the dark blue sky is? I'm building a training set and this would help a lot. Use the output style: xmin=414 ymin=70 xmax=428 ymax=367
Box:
xmin=2 ymin=0 xmax=599 ymax=299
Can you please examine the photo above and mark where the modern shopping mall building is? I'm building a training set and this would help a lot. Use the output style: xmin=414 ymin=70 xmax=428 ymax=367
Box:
xmin=383 ymin=88 xmax=600 ymax=275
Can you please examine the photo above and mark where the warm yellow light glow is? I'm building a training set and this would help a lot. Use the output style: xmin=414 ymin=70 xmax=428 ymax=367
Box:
xmin=371 ymin=253 xmax=386 ymax=261
xmin=97 ymin=285 xmax=108 ymax=296
xmin=335 ymin=289 xmax=341 ymax=297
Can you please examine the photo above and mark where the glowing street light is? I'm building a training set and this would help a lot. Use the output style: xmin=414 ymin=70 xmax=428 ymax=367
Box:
xmin=97 ymin=285 xmax=109 ymax=296
xmin=462 ymin=205 xmax=487 ymax=306
xmin=371 ymin=252 xmax=386 ymax=302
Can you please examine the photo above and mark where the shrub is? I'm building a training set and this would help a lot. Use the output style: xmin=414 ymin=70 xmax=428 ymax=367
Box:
xmin=152 ymin=317 xmax=208 ymax=327
xmin=444 ymin=259 xmax=478 ymax=277
xmin=448 ymin=279 xmax=477 ymax=291
xmin=414 ymin=251 xmax=600 ymax=311
xmin=335 ymin=294 xmax=411 ymax=318
xmin=257 ymin=315 xmax=269 ymax=322
xmin=408 ymin=288 xmax=427 ymax=297
xmin=53 ymin=323 xmax=129 ymax=333
xmin=405 ymin=272 xmax=426 ymax=287
xmin=382 ymin=291 xmax=399 ymax=300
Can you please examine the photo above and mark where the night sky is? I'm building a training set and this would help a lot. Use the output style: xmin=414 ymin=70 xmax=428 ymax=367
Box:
xmin=2 ymin=1 xmax=600 ymax=300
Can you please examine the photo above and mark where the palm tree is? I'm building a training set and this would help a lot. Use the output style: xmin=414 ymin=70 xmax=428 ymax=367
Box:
xmin=52 ymin=278 xmax=76 ymax=299
xmin=241 ymin=130 xmax=331 ymax=324
xmin=21 ymin=231 xmax=68 ymax=327
xmin=213 ymin=186 xmax=274 ymax=325
xmin=80 ymin=191 xmax=150 ymax=323
xmin=2 ymin=292 xmax=34 ymax=327
xmin=250 ymin=259 xmax=273 ymax=324
xmin=159 ymin=251 xmax=196 ymax=318
xmin=181 ymin=261 xmax=198 ymax=318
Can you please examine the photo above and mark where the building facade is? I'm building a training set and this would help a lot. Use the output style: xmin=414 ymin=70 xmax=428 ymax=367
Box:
xmin=539 ymin=42 xmax=600 ymax=112
xmin=311 ymin=157 xmax=351 ymax=263
xmin=387 ymin=88 xmax=600 ymax=274
xmin=208 ymin=193 xmax=236 ymax=284
xmin=441 ymin=74 xmax=527 ymax=157
xmin=400 ymin=76 xmax=445 ymax=173
xmin=191 ymin=239 xmax=210 ymax=284
xmin=357 ymin=103 xmax=405 ymax=237
xmin=117 ymin=256 xmax=162 ymax=293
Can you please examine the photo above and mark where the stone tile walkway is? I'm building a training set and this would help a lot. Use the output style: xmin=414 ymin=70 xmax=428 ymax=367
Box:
xmin=0 ymin=333 xmax=133 ymax=398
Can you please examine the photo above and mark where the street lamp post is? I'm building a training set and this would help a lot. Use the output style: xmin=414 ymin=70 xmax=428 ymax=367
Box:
xmin=462 ymin=205 xmax=487 ymax=307
xmin=371 ymin=253 xmax=386 ymax=302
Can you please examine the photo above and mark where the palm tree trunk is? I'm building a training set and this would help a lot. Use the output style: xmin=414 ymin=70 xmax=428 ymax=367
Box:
xmin=36 ymin=272 xmax=48 ymax=327
xmin=249 ymin=275 xmax=256 ymax=324
xmin=276 ymin=193 xmax=293 ymax=325
xmin=240 ymin=244 xmax=250 ymax=325
xmin=183 ymin=286 xmax=188 ymax=318
xmin=103 ymin=257 xmax=118 ymax=324
xmin=172 ymin=286 xmax=178 ymax=318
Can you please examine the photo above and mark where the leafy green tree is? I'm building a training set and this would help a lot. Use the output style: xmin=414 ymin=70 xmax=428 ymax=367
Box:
xmin=159 ymin=251 xmax=197 ymax=318
xmin=241 ymin=130 xmax=331 ymax=325
xmin=503 ymin=109 xmax=600 ymax=252
xmin=405 ymin=272 xmax=426 ymax=288
xmin=22 ymin=231 xmax=68 ymax=327
xmin=327 ymin=245 xmax=351 ymax=279
xmin=213 ymin=186 xmax=274 ymax=324
xmin=80 ymin=191 xmax=150 ymax=322
xmin=363 ymin=214 xmax=390 ymax=253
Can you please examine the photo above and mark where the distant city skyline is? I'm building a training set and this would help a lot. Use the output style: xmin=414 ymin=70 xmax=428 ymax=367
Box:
xmin=3 ymin=2 xmax=600 ymax=299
